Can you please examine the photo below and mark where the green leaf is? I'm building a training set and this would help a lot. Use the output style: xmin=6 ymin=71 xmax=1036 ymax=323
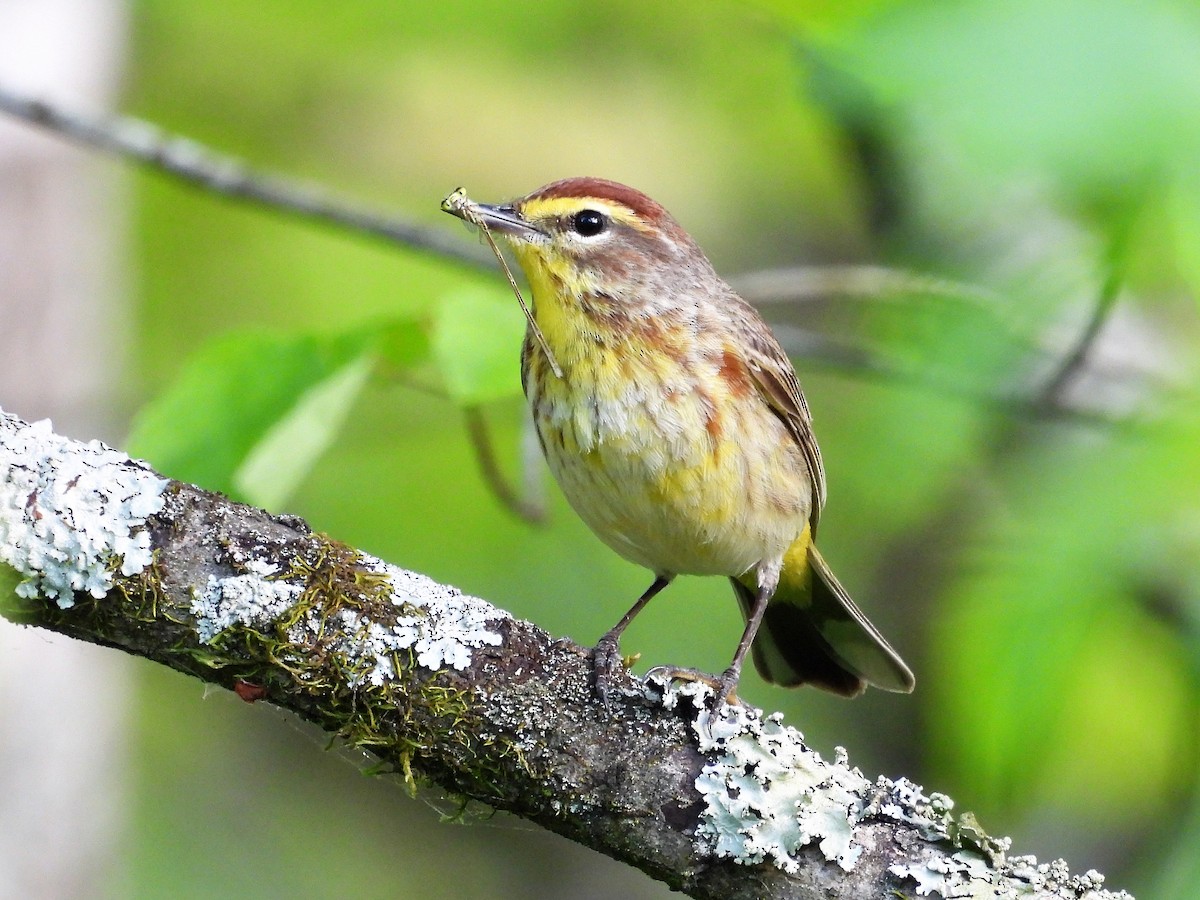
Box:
xmin=430 ymin=287 xmax=527 ymax=405
xmin=127 ymin=329 xmax=385 ymax=504
xmin=232 ymin=352 xmax=374 ymax=510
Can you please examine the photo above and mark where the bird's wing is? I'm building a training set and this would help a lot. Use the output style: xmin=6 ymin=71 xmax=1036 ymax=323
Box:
xmin=740 ymin=317 xmax=828 ymax=530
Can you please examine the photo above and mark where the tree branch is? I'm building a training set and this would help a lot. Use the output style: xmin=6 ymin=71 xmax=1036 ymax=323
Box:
xmin=0 ymin=85 xmax=489 ymax=270
xmin=0 ymin=410 xmax=1131 ymax=899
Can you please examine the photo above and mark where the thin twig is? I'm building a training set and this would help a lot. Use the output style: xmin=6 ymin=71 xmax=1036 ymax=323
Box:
xmin=377 ymin=372 xmax=547 ymax=525
xmin=1035 ymin=272 xmax=1123 ymax=412
xmin=519 ymin=406 xmax=547 ymax=520
xmin=463 ymin=406 xmax=547 ymax=524
xmin=731 ymin=264 xmax=1000 ymax=308
xmin=771 ymin=324 xmax=1122 ymax=428
xmin=0 ymin=86 xmax=488 ymax=269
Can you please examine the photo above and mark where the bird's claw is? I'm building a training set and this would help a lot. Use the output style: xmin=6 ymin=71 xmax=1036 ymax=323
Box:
xmin=643 ymin=665 xmax=742 ymax=709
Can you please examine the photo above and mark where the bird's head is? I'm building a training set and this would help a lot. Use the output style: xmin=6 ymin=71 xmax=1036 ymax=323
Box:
xmin=443 ymin=177 xmax=713 ymax=301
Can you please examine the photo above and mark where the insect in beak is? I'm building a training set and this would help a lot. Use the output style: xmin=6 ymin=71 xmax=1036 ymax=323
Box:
xmin=441 ymin=188 xmax=562 ymax=378
xmin=443 ymin=192 xmax=543 ymax=239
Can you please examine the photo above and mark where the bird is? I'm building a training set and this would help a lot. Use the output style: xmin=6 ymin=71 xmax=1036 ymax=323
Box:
xmin=443 ymin=177 xmax=914 ymax=705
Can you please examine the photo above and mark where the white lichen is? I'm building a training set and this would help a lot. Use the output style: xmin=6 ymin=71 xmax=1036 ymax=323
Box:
xmin=650 ymin=675 xmax=1133 ymax=899
xmin=888 ymin=853 xmax=1132 ymax=900
xmin=363 ymin=562 xmax=505 ymax=675
xmin=658 ymin=677 xmax=868 ymax=874
xmin=191 ymin=552 xmax=506 ymax=684
xmin=889 ymin=850 xmax=995 ymax=898
xmin=0 ymin=412 xmax=167 ymax=606
xmin=867 ymin=777 xmax=963 ymax=844
xmin=193 ymin=568 xmax=304 ymax=642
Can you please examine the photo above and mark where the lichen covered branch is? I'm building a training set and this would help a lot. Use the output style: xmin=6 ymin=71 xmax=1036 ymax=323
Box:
xmin=0 ymin=410 xmax=1131 ymax=900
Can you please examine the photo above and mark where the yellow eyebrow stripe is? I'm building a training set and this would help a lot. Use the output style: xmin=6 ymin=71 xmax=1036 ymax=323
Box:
xmin=519 ymin=196 xmax=651 ymax=231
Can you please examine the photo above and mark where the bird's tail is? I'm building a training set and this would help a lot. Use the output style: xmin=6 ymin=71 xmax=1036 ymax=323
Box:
xmin=733 ymin=530 xmax=915 ymax=696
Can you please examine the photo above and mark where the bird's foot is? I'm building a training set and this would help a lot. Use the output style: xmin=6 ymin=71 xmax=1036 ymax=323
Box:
xmin=715 ymin=665 xmax=743 ymax=707
xmin=644 ymin=665 xmax=742 ymax=709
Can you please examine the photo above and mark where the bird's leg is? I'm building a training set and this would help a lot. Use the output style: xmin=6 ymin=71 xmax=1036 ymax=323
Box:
xmin=593 ymin=574 xmax=673 ymax=705
xmin=715 ymin=580 xmax=773 ymax=707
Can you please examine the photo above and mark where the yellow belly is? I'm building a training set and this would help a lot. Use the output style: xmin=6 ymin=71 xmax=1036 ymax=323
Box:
xmin=527 ymin=336 xmax=811 ymax=579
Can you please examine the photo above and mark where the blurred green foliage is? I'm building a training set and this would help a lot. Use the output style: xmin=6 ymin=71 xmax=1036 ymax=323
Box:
xmin=128 ymin=329 xmax=380 ymax=508
xmin=114 ymin=0 xmax=1200 ymax=897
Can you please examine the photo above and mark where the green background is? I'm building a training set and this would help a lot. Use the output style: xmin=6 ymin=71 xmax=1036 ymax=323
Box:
xmin=100 ymin=0 xmax=1200 ymax=896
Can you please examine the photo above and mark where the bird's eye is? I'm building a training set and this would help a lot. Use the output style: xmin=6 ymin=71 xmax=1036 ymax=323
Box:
xmin=570 ymin=209 xmax=607 ymax=237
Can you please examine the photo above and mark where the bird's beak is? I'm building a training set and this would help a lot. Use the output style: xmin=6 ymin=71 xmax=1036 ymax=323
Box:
xmin=441 ymin=188 xmax=544 ymax=239
xmin=472 ymin=203 xmax=543 ymax=238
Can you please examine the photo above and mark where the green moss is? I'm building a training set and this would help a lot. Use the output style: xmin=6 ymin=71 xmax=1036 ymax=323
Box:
xmin=117 ymin=555 xmax=171 ymax=623
xmin=10 ymin=529 xmax=530 ymax=811
xmin=281 ymin=535 xmax=401 ymax=623
xmin=188 ymin=535 xmax=516 ymax=798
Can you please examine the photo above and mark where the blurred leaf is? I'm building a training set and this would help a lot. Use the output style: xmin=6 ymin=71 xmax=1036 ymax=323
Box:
xmin=1035 ymin=605 xmax=1191 ymax=816
xmin=753 ymin=0 xmax=893 ymax=35
xmin=430 ymin=287 xmax=527 ymax=406
xmin=376 ymin=316 xmax=431 ymax=371
xmin=931 ymin=408 xmax=1200 ymax=813
xmin=936 ymin=568 xmax=1189 ymax=814
xmin=127 ymin=329 xmax=386 ymax=502
xmin=233 ymin=353 xmax=375 ymax=510
xmin=829 ymin=0 xmax=1200 ymax=198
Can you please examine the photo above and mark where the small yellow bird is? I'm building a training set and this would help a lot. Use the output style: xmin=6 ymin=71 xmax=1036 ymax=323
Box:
xmin=444 ymin=177 xmax=914 ymax=704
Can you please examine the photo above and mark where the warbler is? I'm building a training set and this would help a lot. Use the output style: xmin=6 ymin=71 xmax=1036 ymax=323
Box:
xmin=443 ymin=177 xmax=914 ymax=703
